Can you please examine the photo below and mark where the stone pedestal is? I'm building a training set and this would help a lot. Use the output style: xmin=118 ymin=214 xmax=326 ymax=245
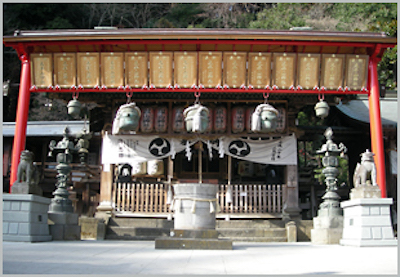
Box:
xmin=48 ymin=212 xmax=81 ymax=240
xmin=350 ymin=185 xmax=381 ymax=199
xmin=79 ymin=217 xmax=106 ymax=240
xmin=11 ymin=181 xmax=43 ymax=196
xmin=3 ymin=194 xmax=52 ymax=242
xmin=311 ymin=215 xmax=344 ymax=244
xmin=340 ymin=198 xmax=397 ymax=246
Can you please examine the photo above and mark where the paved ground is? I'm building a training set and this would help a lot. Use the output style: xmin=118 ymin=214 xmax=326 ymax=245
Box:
xmin=2 ymin=240 xmax=398 ymax=275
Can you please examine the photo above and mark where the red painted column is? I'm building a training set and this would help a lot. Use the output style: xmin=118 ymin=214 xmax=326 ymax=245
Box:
xmin=368 ymin=57 xmax=387 ymax=198
xmin=9 ymin=54 xmax=31 ymax=191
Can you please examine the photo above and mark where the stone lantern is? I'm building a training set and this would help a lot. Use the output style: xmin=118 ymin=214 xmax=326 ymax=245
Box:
xmin=311 ymin=127 xmax=347 ymax=244
xmin=47 ymin=126 xmax=83 ymax=240
xmin=48 ymin=127 xmax=78 ymax=213
xmin=75 ymin=127 xmax=92 ymax=164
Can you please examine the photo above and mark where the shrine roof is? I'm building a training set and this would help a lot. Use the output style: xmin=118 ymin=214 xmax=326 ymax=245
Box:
xmin=2 ymin=121 xmax=89 ymax=137
xmin=336 ymin=97 xmax=398 ymax=128
xmin=4 ymin=28 xmax=396 ymax=44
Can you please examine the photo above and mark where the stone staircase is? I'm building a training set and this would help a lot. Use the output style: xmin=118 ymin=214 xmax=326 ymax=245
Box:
xmin=105 ymin=218 xmax=173 ymax=240
xmin=105 ymin=217 xmax=288 ymax=242
xmin=216 ymin=219 xmax=287 ymax=242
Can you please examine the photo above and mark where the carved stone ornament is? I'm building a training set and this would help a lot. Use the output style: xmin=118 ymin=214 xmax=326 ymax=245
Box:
xmin=353 ymin=149 xmax=377 ymax=187
xmin=12 ymin=150 xmax=42 ymax=195
xmin=350 ymin=149 xmax=381 ymax=199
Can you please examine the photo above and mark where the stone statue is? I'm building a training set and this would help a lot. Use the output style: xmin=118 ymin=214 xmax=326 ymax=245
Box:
xmin=350 ymin=149 xmax=380 ymax=199
xmin=12 ymin=150 xmax=42 ymax=195
xmin=353 ymin=149 xmax=377 ymax=187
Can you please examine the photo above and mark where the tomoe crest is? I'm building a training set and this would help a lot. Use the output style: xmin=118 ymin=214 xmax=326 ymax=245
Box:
xmin=149 ymin=138 xmax=171 ymax=157
xmin=228 ymin=140 xmax=250 ymax=157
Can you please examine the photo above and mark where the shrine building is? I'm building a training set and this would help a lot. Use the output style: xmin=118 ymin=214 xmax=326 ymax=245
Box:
xmin=3 ymin=28 xmax=397 ymax=239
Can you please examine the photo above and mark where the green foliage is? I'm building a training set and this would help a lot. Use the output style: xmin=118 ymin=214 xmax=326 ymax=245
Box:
xmin=161 ymin=4 xmax=204 ymax=28
xmin=4 ymin=4 xmax=86 ymax=33
xmin=378 ymin=46 xmax=397 ymax=89
xmin=296 ymin=106 xmax=327 ymax=127
xmin=314 ymin=155 xmax=349 ymax=187
xmin=249 ymin=3 xmax=306 ymax=30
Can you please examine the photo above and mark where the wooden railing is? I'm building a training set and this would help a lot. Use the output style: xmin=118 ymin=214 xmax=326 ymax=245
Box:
xmin=112 ymin=182 xmax=285 ymax=216
xmin=218 ymin=184 xmax=284 ymax=214
xmin=113 ymin=182 xmax=170 ymax=213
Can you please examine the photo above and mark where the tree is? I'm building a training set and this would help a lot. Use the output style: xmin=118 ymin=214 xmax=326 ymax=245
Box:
xmin=249 ymin=3 xmax=306 ymax=30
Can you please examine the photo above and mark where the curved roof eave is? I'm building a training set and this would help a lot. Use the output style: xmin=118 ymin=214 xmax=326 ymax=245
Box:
xmin=336 ymin=99 xmax=398 ymax=128
xmin=3 ymin=28 xmax=397 ymax=44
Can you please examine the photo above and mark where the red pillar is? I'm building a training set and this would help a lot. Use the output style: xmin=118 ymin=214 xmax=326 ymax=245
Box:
xmin=9 ymin=53 xmax=31 ymax=191
xmin=368 ymin=57 xmax=387 ymax=198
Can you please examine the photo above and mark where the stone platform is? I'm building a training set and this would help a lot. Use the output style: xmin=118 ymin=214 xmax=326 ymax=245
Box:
xmin=48 ymin=211 xmax=81 ymax=240
xmin=3 ymin=194 xmax=52 ymax=242
xmin=155 ymin=229 xmax=232 ymax=250
xmin=340 ymin=198 xmax=397 ymax=246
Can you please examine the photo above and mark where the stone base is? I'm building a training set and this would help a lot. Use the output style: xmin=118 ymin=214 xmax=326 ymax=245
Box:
xmin=3 ymin=194 xmax=52 ymax=242
xmin=311 ymin=215 xmax=343 ymax=244
xmin=311 ymin=227 xmax=343 ymax=245
xmin=79 ymin=217 xmax=106 ymax=240
xmin=11 ymin=181 xmax=43 ymax=196
xmin=350 ymin=185 xmax=381 ymax=199
xmin=340 ymin=198 xmax=397 ymax=247
xmin=48 ymin=212 xmax=81 ymax=240
xmin=155 ymin=229 xmax=232 ymax=250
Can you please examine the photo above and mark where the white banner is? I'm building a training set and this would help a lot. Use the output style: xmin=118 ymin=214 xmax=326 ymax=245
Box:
xmin=102 ymin=134 xmax=297 ymax=165
xmin=215 ymin=135 xmax=297 ymax=165
xmin=101 ymin=134 xmax=197 ymax=164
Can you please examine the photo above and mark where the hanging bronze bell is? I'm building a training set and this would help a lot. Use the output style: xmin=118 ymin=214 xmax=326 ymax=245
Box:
xmin=251 ymin=103 xmax=279 ymax=133
xmin=183 ymin=104 xmax=210 ymax=133
xmin=67 ymin=99 xmax=82 ymax=117
xmin=112 ymin=102 xmax=141 ymax=134
xmin=314 ymin=99 xmax=330 ymax=118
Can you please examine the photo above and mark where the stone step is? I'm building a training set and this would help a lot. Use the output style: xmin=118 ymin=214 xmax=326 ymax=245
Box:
xmin=171 ymin=229 xmax=219 ymax=239
xmin=108 ymin=218 xmax=174 ymax=228
xmin=105 ymin=226 xmax=170 ymax=239
xmin=155 ymin=237 xmax=233 ymax=250
xmin=219 ymin=236 xmax=287 ymax=242
xmin=218 ymin=228 xmax=286 ymax=238
xmin=105 ymin=234 xmax=163 ymax=241
xmin=216 ymin=219 xmax=285 ymax=229
xmin=105 ymin=218 xmax=289 ymax=242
